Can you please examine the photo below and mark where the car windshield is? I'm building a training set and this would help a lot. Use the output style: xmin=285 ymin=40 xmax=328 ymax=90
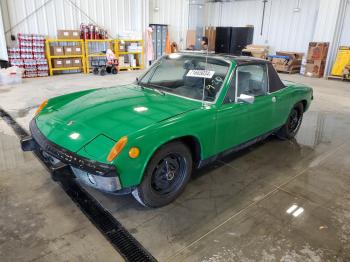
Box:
xmin=138 ymin=54 xmax=230 ymax=102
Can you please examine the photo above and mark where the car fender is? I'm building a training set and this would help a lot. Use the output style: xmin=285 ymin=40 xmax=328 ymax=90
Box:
xmin=113 ymin=106 xmax=216 ymax=188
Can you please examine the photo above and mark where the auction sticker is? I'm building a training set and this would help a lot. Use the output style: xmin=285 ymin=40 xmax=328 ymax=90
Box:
xmin=187 ymin=70 xmax=215 ymax=78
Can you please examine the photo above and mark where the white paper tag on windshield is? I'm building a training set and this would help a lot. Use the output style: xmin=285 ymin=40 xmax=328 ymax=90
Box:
xmin=186 ymin=70 xmax=215 ymax=79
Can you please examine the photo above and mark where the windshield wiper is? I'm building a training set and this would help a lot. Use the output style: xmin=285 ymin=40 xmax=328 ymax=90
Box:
xmin=141 ymin=83 xmax=166 ymax=96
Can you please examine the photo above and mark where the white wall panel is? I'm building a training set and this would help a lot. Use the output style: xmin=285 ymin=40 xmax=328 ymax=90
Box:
xmin=265 ymin=0 xmax=319 ymax=54
xmin=204 ymin=0 xmax=320 ymax=54
xmin=313 ymin=0 xmax=341 ymax=42
xmin=0 ymin=5 xmax=8 ymax=61
xmin=0 ymin=0 xmax=148 ymax=45
xmin=339 ymin=0 xmax=350 ymax=45
xmin=149 ymin=0 xmax=189 ymax=49
xmin=204 ymin=2 xmax=221 ymax=27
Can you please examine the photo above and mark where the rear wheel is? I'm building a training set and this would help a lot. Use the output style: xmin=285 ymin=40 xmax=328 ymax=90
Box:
xmin=277 ymin=102 xmax=304 ymax=139
xmin=132 ymin=141 xmax=192 ymax=208
xmin=92 ymin=67 xmax=99 ymax=75
xmin=111 ymin=67 xmax=118 ymax=74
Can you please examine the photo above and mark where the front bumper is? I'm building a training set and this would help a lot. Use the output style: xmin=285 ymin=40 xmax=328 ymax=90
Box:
xmin=21 ymin=119 xmax=122 ymax=192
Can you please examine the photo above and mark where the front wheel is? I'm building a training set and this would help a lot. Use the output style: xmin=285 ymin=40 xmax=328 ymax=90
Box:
xmin=277 ymin=102 xmax=304 ymax=139
xmin=132 ymin=141 xmax=192 ymax=208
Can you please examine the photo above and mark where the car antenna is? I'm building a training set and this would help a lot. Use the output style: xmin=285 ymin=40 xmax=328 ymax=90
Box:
xmin=201 ymin=38 xmax=209 ymax=108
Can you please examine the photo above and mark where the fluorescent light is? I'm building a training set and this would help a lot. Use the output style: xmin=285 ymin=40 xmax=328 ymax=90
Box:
xmin=292 ymin=207 xmax=304 ymax=217
xmin=69 ymin=132 xmax=80 ymax=140
xmin=134 ymin=106 xmax=148 ymax=112
xmin=286 ymin=204 xmax=298 ymax=214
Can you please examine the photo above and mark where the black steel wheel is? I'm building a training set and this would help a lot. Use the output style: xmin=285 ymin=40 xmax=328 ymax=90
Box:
xmin=150 ymin=153 xmax=187 ymax=195
xmin=100 ymin=68 xmax=106 ymax=76
xmin=277 ymin=102 xmax=304 ymax=139
xmin=93 ymin=67 xmax=99 ymax=75
xmin=288 ymin=108 xmax=301 ymax=133
xmin=111 ymin=67 xmax=118 ymax=74
xmin=132 ymin=141 xmax=192 ymax=207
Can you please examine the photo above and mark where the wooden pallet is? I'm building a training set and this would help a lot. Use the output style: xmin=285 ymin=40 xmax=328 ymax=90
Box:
xmin=276 ymin=68 xmax=301 ymax=74
xmin=326 ymin=75 xmax=350 ymax=81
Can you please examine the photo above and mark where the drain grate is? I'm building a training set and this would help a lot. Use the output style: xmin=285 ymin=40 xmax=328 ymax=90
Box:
xmin=0 ymin=108 xmax=157 ymax=262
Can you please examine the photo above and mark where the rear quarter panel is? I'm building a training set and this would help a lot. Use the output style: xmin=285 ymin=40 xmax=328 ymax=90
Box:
xmin=274 ymin=81 xmax=313 ymax=126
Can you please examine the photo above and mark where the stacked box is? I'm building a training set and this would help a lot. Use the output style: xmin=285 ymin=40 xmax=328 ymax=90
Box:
xmin=57 ymin=30 xmax=81 ymax=39
xmin=305 ymin=42 xmax=329 ymax=78
xmin=8 ymin=34 xmax=48 ymax=78
xmin=126 ymin=42 xmax=143 ymax=52
xmin=269 ymin=52 xmax=303 ymax=73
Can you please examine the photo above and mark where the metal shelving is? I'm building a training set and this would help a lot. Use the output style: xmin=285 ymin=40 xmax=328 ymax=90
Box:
xmin=46 ymin=39 xmax=144 ymax=75
xmin=84 ymin=39 xmax=114 ymax=73
xmin=114 ymin=39 xmax=144 ymax=70
xmin=46 ymin=39 xmax=86 ymax=76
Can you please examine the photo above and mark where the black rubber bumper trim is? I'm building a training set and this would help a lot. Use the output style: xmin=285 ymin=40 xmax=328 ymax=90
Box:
xmin=0 ymin=108 xmax=157 ymax=262
xmin=29 ymin=118 xmax=116 ymax=177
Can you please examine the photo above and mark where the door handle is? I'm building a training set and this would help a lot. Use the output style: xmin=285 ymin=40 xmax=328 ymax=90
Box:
xmin=272 ymin=96 xmax=277 ymax=103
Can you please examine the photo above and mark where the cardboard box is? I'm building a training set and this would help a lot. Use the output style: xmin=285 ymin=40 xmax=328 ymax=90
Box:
xmin=57 ymin=30 xmax=81 ymax=39
xmin=205 ymin=26 xmax=216 ymax=52
xmin=274 ymin=64 xmax=290 ymax=71
xmin=242 ymin=44 xmax=269 ymax=59
xmin=73 ymin=46 xmax=82 ymax=55
xmin=276 ymin=51 xmax=303 ymax=60
xmin=64 ymin=46 xmax=74 ymax=55
xmin=63 ymin=58 xmax=73 ymax=67
xmin=50 ymin=46 xmax=64 ymax=56
xmin=57 ymin=30 xmax=70 ymax=39
xmin=331 ymin=46 xmax=350 ymax=76
xmin=70 ymin=30 xmax=80 ymax=39
xmin=307 ymin=42 xmax=329 ymax=60
xmin=72 ymin=58 xmax=81 ymax=67
xmin=305 ymin=59 xmax=325 ymax=78
xmin=269 ymin=51 xmax=303 ymax=72
xmin=53 ymin=59 xmax=64 ymax=68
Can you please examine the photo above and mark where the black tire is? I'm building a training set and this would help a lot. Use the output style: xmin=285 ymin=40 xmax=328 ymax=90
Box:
xmin=93 ymin=67 xmax=99 ymax=75
xmin=106 ymin=66 xmax=112 ymax=74
xmin=111 ymin=67 xmax=118 ymax=74
xmin=277 ymin=102 xmax=304 ymax=139
xmin=132 ymin=141 xmax=192 ymax=208
xmin=100 ymin=68 xmax=106 ymax=76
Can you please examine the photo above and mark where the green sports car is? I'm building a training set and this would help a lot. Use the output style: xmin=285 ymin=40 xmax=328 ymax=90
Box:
xmin=21 ymin=53 xmax=313 ymax=207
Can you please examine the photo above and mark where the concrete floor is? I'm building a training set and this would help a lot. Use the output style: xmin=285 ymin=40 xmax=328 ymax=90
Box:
xmin=1 ymin=72 xmax=350 ymax=261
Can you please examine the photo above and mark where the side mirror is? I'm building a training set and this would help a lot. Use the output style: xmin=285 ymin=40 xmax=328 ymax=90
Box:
xmin=237 ymin=94 xmax=255 ymax=104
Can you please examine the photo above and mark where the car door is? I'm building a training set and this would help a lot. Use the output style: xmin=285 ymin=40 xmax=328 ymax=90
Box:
xmin=215 ymin=63 xmax=275 ymax=153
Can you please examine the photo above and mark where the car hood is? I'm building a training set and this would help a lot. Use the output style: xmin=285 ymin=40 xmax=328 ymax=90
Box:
xmin=36 ymin=85 xmax=201 ymax=152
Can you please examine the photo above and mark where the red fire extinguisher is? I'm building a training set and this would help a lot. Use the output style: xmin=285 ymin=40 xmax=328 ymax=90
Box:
xmin=95 ymin=26 xmax=100 ymax=39
xmin=88 ymin=24 xmax=95 ymax=39
xmin=80 ymin=23 xmax=89 ymax=40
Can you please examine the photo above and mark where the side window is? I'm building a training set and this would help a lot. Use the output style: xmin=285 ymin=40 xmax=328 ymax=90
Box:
xmin=236 ymin=64 xmax=268 ymax=97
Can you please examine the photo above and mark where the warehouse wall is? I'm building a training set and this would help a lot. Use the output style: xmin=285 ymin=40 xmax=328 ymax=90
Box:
xmin=339 ymin=0 xmax=350 ymax=46
xmin=204 ymin=0 xmax=320 ymax=54
xmin=149 ymin=0 xmax=189 ymax=49
xmin=313 ymin=0 xmax=342 ymax=42
xmin=0 ymin=4 xmax=8 ymax=61
xmin=0 ymin=0 xmax=148 ymax=45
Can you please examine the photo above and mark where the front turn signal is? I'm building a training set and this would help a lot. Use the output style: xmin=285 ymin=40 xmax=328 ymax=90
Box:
xmin=35 ymin=99 xmax=48 ymax=115
xmin=107 ymin=136 xmax=128 ymax=162
xmin=129 ymin=147 xmax=140 ymax=159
